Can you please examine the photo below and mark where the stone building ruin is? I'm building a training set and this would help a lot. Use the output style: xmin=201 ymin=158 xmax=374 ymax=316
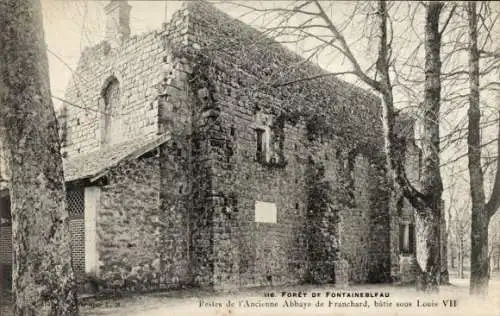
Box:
xmin=0 ymin=0 xmax=435 ymax=293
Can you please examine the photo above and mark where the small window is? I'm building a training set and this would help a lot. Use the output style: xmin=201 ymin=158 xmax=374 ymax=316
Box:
xmin=254 ymin=111 xmax=285 ymax=166
xmin=67 ymin=189 xmax=84 ymax=219
xmin=255 ymin=201 xmax=277 ymax=223
xmin=101 ymin=78 xmax=121 ymax=146
xmin=255 ymin=128 xmax=266 ymax=162
xmin=409 ymin=223 xmax=415 ymax=253
xmin=399 ymin=222 xmax=415 ymax=255
xmin=0 ymin=195 xmax=11 ymax=225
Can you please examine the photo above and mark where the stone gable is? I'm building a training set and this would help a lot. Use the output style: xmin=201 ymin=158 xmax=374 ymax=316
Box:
xmin=61 ymin=31 xmax=164 ymax=157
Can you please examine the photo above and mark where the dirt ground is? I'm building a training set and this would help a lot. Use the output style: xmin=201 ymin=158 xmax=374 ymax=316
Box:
xmin=77 ymin=275 xmax=500 ymax=316
xmin=2 ymin=275 xmax=499 ymax=316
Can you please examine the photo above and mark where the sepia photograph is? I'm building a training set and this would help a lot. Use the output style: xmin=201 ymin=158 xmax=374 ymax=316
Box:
xmin=0 ymin=0 xmax=499 ymax=315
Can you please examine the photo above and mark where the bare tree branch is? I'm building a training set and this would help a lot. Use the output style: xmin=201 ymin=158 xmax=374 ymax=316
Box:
xmin=439 ymin=4 xmax=457 ymax=36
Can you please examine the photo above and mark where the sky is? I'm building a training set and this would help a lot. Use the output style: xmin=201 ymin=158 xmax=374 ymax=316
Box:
xmin=41 ymin=1 xmax=367 ymax=108
xmin=41 ymin=0 xmax=181 ymax=100
xmin=39 ymin=0 xmax=499 ymax=214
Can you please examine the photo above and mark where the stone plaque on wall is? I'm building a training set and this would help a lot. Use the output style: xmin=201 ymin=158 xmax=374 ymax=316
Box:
xmin=255 ymin=201 xmax=277 ymax=223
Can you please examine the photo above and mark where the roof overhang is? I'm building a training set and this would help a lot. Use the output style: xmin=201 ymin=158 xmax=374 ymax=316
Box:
xmin=63 ymin=132 xmax=171 ymax=184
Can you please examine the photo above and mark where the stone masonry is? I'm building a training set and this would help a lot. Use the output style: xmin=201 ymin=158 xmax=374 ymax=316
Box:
xmin=0 ymin=0 xmax=425 ymax=294
xmin=61 ymin=32 xmax=163 ymax=157
xmin=168 ymin=1 xmax=393 ymax=288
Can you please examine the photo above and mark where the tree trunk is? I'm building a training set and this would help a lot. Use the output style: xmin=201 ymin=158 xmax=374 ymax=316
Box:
xmin=412 ymin=1 xmax=444 ymax=293
xmin=440 ymin=209 xmax=449 ymax=284
xmin=415 ymin=208 xmax=441 ymax=292
xmin=489 ymin=255 xmax=493 ymax=276
xmin=375 ymin=0 xmax=444 ymax=293
xmin=470 ymin=218 xmax=490 ymax=294
xmin=458 ymin=239 xmax=464 ymax=279
xmin=466 ymin=1 xmax=491 ymax=296
xmin=0 ymin=0 xmax=79 ymax=314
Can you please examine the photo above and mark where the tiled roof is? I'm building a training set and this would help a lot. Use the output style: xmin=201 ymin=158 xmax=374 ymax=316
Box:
xmin=63 ymin=132 xmax=170 ymax=182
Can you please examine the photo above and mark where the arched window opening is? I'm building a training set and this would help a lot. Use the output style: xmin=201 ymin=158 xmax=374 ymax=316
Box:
xmin=101 ymin=78 xmax=121 ymax=145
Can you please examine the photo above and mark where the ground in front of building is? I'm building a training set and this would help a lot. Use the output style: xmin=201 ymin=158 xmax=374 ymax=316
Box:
xmin=1 ymin=274 xmax=499 ymax=316
xmin=73 ymin=272 xmax=498 ymax=316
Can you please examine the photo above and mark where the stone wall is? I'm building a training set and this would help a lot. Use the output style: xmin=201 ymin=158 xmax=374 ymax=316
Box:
xmin=58 ymin=2 xmax=198 ymax=291
xmin=182 ymin=48 xmax=315 ymax=288
xmin=175 ymin=1 xmax=392 ymax=288
xmin=156 ymin=71 xmax=193 ymax=288
xmin=62 ymin=31 xmax=164 ymax=157
xmin=96 ymin=154 xmax=189 ymax=291
xmin=339 ymin=154 xmax=390 ymax=283
xmin=158 ymin=141 xmax=192 ymax=288
xmin=366 ymin=162 xmax=392 ymax=283
xmin=61 ymin=0 xmax=413 ymax=291
xmin=223 ymin=132 xmax=311 ymax=287
xmin=92 ymin=39 xmax=194 ymax=290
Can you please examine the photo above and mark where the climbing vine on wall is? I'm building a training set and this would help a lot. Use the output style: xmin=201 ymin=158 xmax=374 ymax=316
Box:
xmin=162 ymin=1 xmax=396 ymax=285
xmin=306 ymin=162 xmax=342 ymax=284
